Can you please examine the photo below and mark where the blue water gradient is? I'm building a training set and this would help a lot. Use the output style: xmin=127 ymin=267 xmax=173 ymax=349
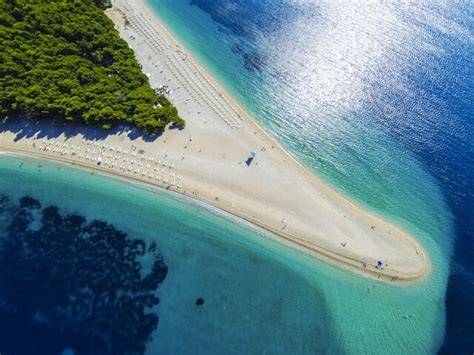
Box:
xmin=0 ymin=0 xmax=472 ymax=352
xmin=0 ymin=155 xmax=449 ymax=354
xmin=147 ymin=0 xmax=473 ymax=352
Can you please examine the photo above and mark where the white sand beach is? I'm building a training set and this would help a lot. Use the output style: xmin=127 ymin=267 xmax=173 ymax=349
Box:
xmin=0 ymin=0 xmax=429 ymax=284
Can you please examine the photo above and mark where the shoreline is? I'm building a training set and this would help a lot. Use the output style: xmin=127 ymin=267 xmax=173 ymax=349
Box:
xmin=0 ymin=147 xmax=429 ymax=284
xmin=122 ymin=0 xmax=422 ymax=252
xmin=0 ymin=138 xmax=428 ymax=285
xmin=0 ymin=0 xmax=429 ymax=285
xmin=120 ymin=0 xmax=430 ymax=283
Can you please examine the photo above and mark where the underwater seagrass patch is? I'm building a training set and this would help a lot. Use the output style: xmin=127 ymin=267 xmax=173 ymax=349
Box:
xmin=0 ymin=195 xmax=167 ymax=354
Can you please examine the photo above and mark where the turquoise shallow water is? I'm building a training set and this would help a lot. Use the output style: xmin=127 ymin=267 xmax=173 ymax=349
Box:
xmin=0 ymin=154 xmax=448 ymax=353
xmin=145 ymin=0 xmax=474 ymax=351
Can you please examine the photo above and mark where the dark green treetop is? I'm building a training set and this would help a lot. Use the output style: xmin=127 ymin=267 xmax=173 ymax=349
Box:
xmin=0 ymin=0 xmax=185 ymax=134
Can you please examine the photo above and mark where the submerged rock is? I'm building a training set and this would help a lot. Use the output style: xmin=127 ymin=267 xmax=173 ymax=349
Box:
xmin=196 ymin=298 xmax=205 ymax=306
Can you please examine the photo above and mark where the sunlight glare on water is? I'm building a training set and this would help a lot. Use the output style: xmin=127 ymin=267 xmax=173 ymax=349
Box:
xmin=149 ymin=0 xmax=473 ymax=352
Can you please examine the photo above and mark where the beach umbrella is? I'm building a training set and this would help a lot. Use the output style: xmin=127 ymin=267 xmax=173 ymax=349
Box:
xmin=250 ymin=150 xmax=257 ymax=158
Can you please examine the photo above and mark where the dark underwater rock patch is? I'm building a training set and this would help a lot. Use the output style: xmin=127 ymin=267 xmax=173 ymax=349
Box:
xmin=19 ymin=196 xmax=41 ymax=209
xmin=196 ymin=298 xmax=205 ymax=306
xmin=0 ymin=195 xmax=168 ymax=355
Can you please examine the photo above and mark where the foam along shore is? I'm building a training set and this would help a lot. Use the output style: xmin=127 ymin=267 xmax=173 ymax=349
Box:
xmin=0 ymin=0 xmax=429 ymax=284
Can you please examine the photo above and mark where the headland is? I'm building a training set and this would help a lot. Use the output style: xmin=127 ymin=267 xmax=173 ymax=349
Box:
xmin=0 ymin=0 xmax=429 ymax=284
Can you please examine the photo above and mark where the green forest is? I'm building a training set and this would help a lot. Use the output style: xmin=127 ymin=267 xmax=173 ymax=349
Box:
xmin=0 ymin=0 xmax=184 ymax=134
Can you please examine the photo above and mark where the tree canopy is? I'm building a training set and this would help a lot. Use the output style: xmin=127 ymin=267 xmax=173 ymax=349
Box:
xmin=0 ymin=0 xmax=184 ymax=134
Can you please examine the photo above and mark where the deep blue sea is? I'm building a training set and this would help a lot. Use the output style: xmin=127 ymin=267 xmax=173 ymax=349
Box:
xmin=0 ymin=0 xmax=472 ymax=354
